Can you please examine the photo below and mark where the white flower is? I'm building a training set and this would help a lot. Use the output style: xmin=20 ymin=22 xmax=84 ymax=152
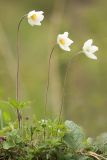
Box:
xmin=39 ymin=119 xmax=48 ymax=126
xmin=27 ymin=10 xmax=44 ymax=26
xmin=58 ymin=129 xmax=61 ymax=133
xmin=57 ymin=32 xmax=74 ymax=51
xmin=83 ymin=39 xmax=98 ymax=60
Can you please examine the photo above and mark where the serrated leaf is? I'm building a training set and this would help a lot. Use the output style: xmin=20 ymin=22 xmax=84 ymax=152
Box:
xmin=3 ymin=141 xmax=15 ymax=149
xmin=64 ymin=120 xmax=86 ymax=151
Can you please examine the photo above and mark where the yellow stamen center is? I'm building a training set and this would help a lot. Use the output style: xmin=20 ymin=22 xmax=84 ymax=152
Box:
xmin=31 ymin=14 xmax=37 ymax=21
xmin=59 ymin=38 xmax=65 ymax=45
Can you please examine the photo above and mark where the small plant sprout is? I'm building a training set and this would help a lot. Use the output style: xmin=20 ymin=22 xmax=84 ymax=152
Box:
xmin=16 ymin=10 xmax=44 ymax=129
xmin=27 ymin=10 xmax=44 ymax=26
xmin=83 ymin=39 xmax=99 ymax=60
xmin=57 ymin=32 xmax=74 ymax=51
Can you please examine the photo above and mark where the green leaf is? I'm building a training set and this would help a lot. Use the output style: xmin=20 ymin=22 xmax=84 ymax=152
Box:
xmin=63 ymin=120 xmax=86 ymax=151
xmin=3 ymin=141 xmax=15 ymax=149
xmin=8 ymin=98 xmax=30 ymax=109
xmin=2 ymin=129 xmax=22 ymax=150
xmin=95 ymin=133 xmax=107 ymax=154
xmin=0 ymin=100 xmax=15 ymax=127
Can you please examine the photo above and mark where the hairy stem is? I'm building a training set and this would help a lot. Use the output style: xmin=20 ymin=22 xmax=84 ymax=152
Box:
xmin=44 ymin=45 xmax=56 ymax=141
xmin=44 ymin=45 xmax=56 ymax=119
xmin=16 ymin=14 xmax=27 ymax=129
xmin=58 ymin=51 xmax=82 ymax=123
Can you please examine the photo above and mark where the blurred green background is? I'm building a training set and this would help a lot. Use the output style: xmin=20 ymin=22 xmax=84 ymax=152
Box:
xmin=0 ymin=0 xmax=107 ymax=136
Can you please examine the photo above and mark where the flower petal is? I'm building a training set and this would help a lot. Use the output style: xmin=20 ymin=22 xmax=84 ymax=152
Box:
xmin=83 ymin=39 xmax=93 ymax=50
xmin=90 ymin=46 xmax=98 ymax=54
xmin=83 ymin=39 xmax=98 ymax=60
xmin=28 ymin=10 xmax=36 ymax=18
xmin=57 ymin=32 xmax=73 ymax=52
xmin=28 ymin=19 xmax=35 ymax=26
xmin=27 ymin=10 xmax=44 ymax=26
xmin=84 ymin=51 xmax=97 ymax=60
xmin=64 ymin=46 xmax=71 ymax=51
xmin=63 ymin=32 xmax=69 ymax=37
xmin=65 ymin=38 xmax=74 ymax=46
xmin=59 ymin=44 xmax=71 ymax=51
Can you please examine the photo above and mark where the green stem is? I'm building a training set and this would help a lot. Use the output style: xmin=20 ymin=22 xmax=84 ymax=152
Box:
xmin=44 ymin=45 xmax=56 ymax=141
xmin=44 ymin=45 xmax=57 ymax=119
xmin=58 ymin=51 xmax=82 ymax=123
xmin=16 ymin=14 xmax=27 ymax=129
xmin=43 ymin=127 xmax=46 ymax=142
xmin=0 ymin=110 xmax=3 ymax=129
